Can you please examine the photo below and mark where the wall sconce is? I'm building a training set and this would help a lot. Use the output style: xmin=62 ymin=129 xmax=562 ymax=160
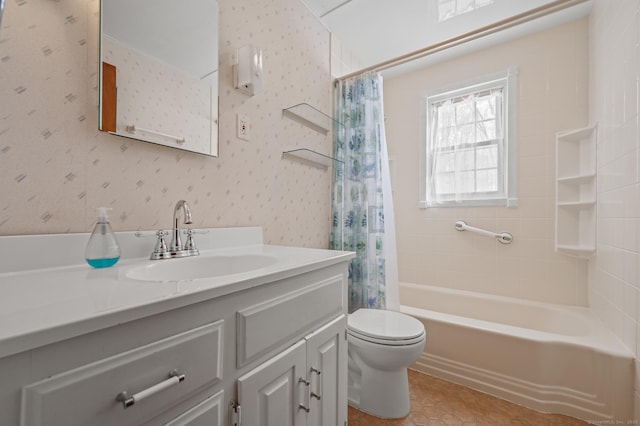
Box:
xmin=233 ymin=45 xmax=263 ymax=96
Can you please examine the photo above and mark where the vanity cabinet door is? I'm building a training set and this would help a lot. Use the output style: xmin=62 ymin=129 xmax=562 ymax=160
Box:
xmin=164 ymin=390 xmax=224 ymax=426
xmin=305 ymin=315 xmax=347 ymax=426
xmin=237 ymin=340 xmax=308 ymax=426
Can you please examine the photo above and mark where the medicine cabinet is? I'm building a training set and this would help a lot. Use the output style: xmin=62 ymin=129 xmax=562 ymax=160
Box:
xmin=99 ymin=0 xmax=219 ymax=156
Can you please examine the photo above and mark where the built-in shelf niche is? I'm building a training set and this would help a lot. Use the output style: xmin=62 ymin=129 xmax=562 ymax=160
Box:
xmin=554 ymin=124 xmax=597 ymax=257
xmin=282 ymin=103 xmax=343 ymax=169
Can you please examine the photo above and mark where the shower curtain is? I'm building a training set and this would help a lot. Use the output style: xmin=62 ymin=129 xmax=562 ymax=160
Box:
xmin=331 ymin=72 xmax=400 ymax=313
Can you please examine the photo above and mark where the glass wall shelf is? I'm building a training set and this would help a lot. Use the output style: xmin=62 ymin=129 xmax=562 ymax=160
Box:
xmin=282 ymin=149 xmax=343 ymax=169
xmin=282 ymin=103 xmax=341 ymax=135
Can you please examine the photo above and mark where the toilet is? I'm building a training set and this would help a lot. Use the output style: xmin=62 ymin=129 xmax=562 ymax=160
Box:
xmin=347 ymin=308 xmax=426 ymax=419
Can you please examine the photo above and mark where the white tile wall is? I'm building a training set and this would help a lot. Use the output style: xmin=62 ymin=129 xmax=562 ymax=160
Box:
xmin=385 ymin=18 xmax=590 ymax=306
xmin=330 ymin=33 xmax=363 ymax=78
xmin=589 ymin=0 xmax=640 ymax=419
xmin=0 ymin=0 xmax=334 ymax=249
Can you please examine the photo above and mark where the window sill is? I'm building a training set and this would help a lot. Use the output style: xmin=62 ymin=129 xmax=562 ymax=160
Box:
xmin=419 ymin=199 xmax=518 ymax=208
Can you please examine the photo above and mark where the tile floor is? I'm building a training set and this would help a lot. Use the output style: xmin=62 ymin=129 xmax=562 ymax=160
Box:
xmin=347 ymin=370 xmax=588 ymax=426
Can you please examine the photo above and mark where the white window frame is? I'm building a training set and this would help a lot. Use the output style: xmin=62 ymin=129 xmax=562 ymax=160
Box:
xmin=438 ymin=0 xmax=495 ymax=22
xmin=420 ymin=68 xmax=518 ymax=208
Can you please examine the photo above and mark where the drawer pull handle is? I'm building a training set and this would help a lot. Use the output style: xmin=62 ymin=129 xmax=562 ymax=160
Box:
xmin=116 ymin=369 xmax=185 ymax=409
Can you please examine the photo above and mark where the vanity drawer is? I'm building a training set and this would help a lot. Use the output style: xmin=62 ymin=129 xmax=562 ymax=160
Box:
xmin=164 ymin=389 xmax=224 ymax=426
xmin=21 ymin=320 xmax=223 ymax=426
xmin=237 ymin=274 xmax=344 ymax=366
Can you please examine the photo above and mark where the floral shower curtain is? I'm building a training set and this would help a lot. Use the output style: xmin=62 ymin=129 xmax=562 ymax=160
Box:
xmin=331 ymin=72 xmax=399 ymax=313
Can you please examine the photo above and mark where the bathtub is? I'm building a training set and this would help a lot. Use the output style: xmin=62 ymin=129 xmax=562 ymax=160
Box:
xmin=399 ymin=282 xmax=634 ymax=423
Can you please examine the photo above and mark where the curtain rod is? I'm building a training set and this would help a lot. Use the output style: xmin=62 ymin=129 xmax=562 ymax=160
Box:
xmin=335 ymin=0 xmax=589 ymax=82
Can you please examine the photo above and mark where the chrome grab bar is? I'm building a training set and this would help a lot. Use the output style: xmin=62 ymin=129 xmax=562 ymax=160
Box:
xmin=455 ymin=220 xmax=513 ymax=244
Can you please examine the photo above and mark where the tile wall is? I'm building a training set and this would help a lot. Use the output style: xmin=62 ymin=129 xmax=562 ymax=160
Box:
xmin=588 ymin=0 xmax=640 ymax=419
xmin=330 ymin=33 xmax=363 ymax=78
xmin=0 ymin=0 xmax=334 ymax=249
xmin=384 ymin=19 xmax=590 ymax=306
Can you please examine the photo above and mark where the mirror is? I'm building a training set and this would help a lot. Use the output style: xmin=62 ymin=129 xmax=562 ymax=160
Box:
xmin=99 ymin=0 xmax=219 ymax=156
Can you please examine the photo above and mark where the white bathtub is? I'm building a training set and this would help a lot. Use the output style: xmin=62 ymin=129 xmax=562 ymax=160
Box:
xmin=399 ymin=282 xmax=634 ymax=423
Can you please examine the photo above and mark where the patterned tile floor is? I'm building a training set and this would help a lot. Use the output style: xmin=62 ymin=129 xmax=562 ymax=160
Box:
xmin=347 ymin=370 xmax=588 ymax=426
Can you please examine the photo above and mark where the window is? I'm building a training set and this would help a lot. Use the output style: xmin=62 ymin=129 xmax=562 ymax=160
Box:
xmin=421 ymin=69 xmax=517 ymax=208
xmin=438 ymin=0 xmax=495 ymax=22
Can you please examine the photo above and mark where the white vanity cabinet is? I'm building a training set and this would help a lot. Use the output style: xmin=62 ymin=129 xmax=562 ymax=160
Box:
xmin=236 ymin=339 xmax=308 ymax=426
xmin=21 ymin=321 xmax=225 ymax=426
xmin=0 ymin=242 xmax=350 ymax=426
xmin=305 ymin=316 xmax=347 ymax=426
xmin=236 ymin=315 xmax=347 ymax=426
xmin=164 ymin=390 xmax=225 ymax=426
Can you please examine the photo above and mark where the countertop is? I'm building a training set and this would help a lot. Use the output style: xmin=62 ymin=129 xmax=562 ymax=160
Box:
xmin=0 ymin=227 xmax=354 ymax=358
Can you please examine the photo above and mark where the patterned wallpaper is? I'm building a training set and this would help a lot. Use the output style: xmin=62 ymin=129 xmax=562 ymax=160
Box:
xmin=0 ymin=0 xmax=334 ymax=248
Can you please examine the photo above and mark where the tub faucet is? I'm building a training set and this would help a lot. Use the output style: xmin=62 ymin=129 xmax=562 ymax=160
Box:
xmin=149 ymin=200 xmax=199 ymax=260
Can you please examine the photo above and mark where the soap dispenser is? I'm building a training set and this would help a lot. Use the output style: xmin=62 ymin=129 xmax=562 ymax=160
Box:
xmin=85 ymin=207 xmax=121 ymax=268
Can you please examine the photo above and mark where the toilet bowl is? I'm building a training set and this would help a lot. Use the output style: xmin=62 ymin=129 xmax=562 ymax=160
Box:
xmin=347 ymin=308 xmax=426 ymax=419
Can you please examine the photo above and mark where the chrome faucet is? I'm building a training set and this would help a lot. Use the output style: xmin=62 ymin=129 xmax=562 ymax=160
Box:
xmin=170 ymin=200 xmax=192 ymax=252
xmin=149 ymin=200 xmax=199 ymax=260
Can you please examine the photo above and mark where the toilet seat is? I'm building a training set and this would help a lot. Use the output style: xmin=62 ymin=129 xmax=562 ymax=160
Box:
xmin=348 ymin=309 xmax=425 ymax=346
xmin=348 ymin=328 xmax=425 ymax=346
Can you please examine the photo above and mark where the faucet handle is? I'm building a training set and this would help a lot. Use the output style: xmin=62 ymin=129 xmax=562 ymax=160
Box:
xmin=154 ymin=230 xmax=169 ymax=254
xmin=183 ymin=229 xmax=199 ymax=254
xmin=182 ymin=229 xmax=209 ymax=235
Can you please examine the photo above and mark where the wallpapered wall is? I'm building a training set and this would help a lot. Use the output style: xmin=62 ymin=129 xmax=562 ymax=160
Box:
xmin=0 ymin=0 xmax=334 ymax=248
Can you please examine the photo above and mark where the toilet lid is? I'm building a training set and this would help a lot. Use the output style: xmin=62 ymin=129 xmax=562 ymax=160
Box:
xmin=348 ymin=309 xmax=424 ymax=342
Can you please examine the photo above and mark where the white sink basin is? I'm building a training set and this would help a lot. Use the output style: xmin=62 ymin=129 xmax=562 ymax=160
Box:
xmin=126 ymin=254 xmax=278 ymax=282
